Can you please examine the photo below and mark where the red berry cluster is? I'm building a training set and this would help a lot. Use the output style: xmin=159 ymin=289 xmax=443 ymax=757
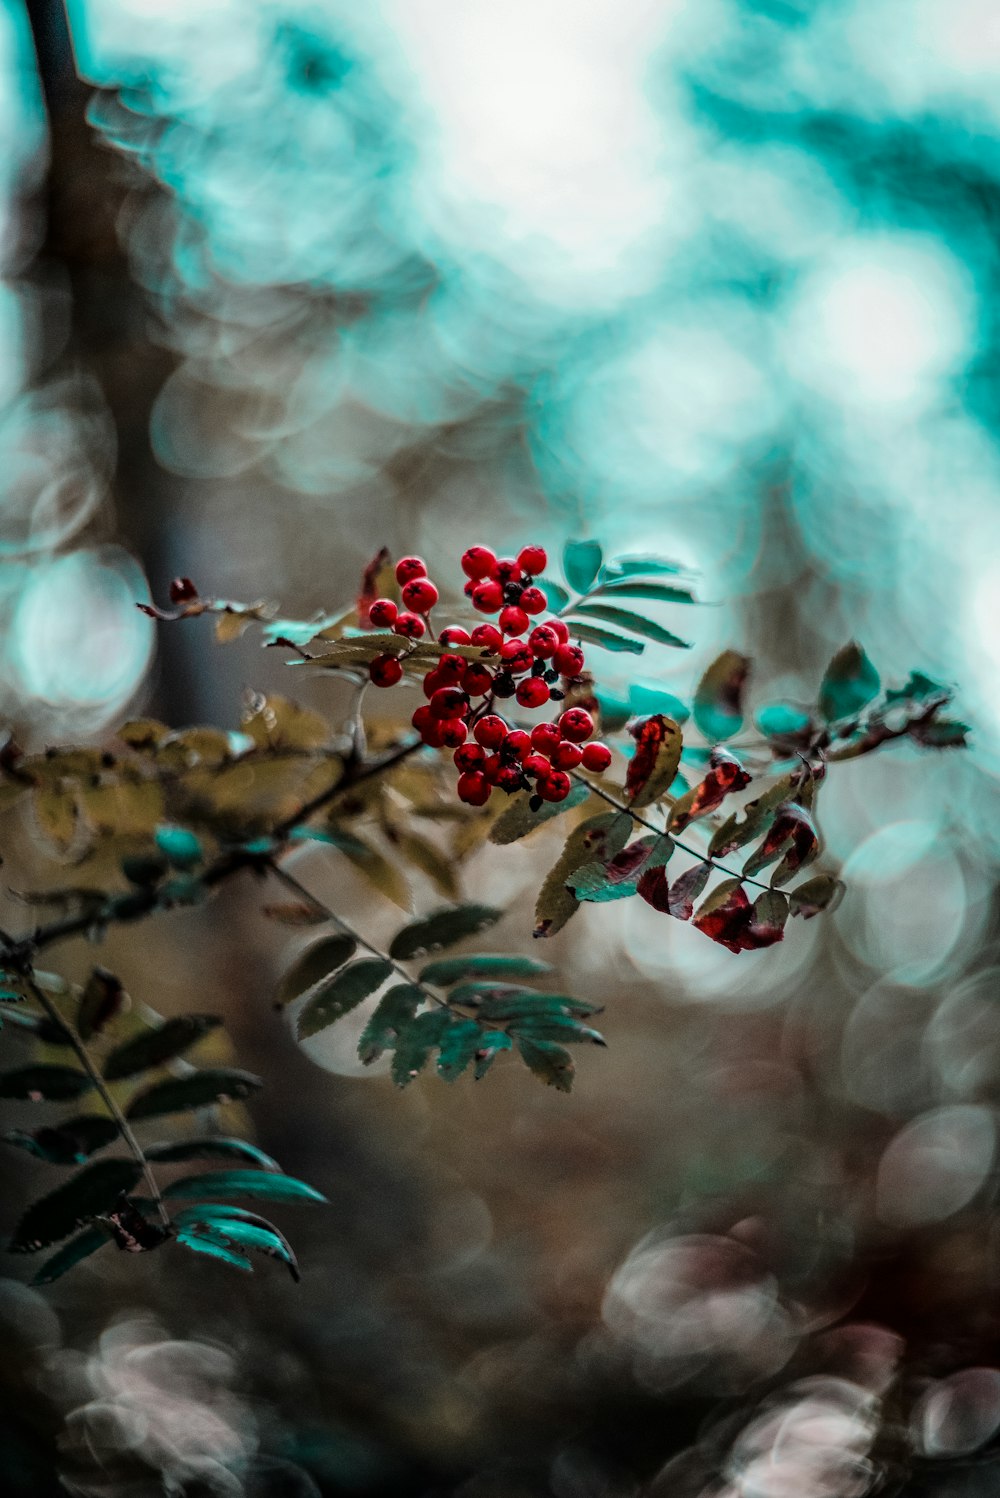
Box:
xmin=366 ymin=546 xmax=613 ymax=806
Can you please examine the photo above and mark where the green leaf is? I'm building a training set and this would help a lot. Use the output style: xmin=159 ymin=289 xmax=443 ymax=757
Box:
xmin=32 ymin=1226 xmax=110 ymax=1284
xmin=515 ymin=1036 xmax=574 ymax=1093
xmin=154 ymin=825 xmax=204 ymax=869
xmin=569 ymin=833 xmax=673 ymax=903
xmin=9 ymin=1158 xmax=142 ymax=1253
xmin=389 ymin=904 xmax=502 ymax=961
xmin=102 ymin=1015 xmax=222 ymax=1081
xmin=5 ymin=1115 xmax=119 ymax=1164
xmin=694 ymin=651 xmax=750 ymax=741
xmin=419 ymin=954 xmax=554 ymax=987
xmin=489 ymin=781 xmax=591 ymax=844
xmin=511 ymin=1014 xmax=605 ymax=1045
xmin=565 ymin=621 xmax=644 ymax=655
xmin=788 ymin=874 xmax=846 ymax=918
xmin=0 ymin=1066 xmax=92 ymax=1102
xmin=436 ymin=1018 xmax=484 ymax=1081
xmin=297 ymin=959 xmax=392 ymax=1040
xmin=174 ymin=1209 xmax=299 ymax=1280
xmin=357 ymin=984 xmax=422 ymax=1064
xmin=163 ymin=1169 xmax=327 ymax=1205
xmin=570 ymin=603 xmax=690 ymax=649
xmin=144 ymin=1137 xmax=281 ymax=1171
xmin=176 ymin=1227 xmax=253 ymax=1273
xmin=126 ymin=1068 xmax=263 ymax=1121
xmin=537 ymin=576 xmax=570 ymax=611
xmin=755 ymin=703 xmax=811 ymax=739
xmin=596 ymin=580 xmax=696 ymax=604
xmin=534 ymin=812 xmax=633 ymax=938
xmin=390 ymin=1009 xmax=450 ymax=1088
xmin=818 ymin=643 xmax=880 ymax=723
xmin=629 ymin=682 xmax=690 ymax=723
xmin=910 ymin=719 xmax=969 ymax=749
xmin=470 ymin=990 xmax=604 ymax=1020
xmin=474 ymin=1031 xmax=512 ymax=1079
xmin=707 ymin=773 xmax=801 ymax=858
xmin=276 ymin=933 xmax=357 ymax=1008
xmin=563 ymin=539 xmax=603 ymax=594
xmin=600 ymin=555 xmax=688 ymax=581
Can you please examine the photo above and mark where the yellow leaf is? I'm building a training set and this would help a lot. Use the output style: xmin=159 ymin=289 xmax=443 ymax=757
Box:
xmin=32 ymin=787 xmax=79 ymax=852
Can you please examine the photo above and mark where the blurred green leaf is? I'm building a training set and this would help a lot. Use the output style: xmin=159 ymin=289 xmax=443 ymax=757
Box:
xmin=489 ymin=782 xmax=590 ymax=844
xmin=5 ymin=1115 xmax=119 ymax=1165
xmin=144 ymin=1137 xmax=281 ymax=1171
xmin=358 ymin=984 xmax=422 ymax=1064
xmin=788 ymin=874 xmax=846 ymax=918
xmin=516 ymin=1036 xmax=575 ymax=1093
xmin=0 ymin=1066 xmax=92 ymax=1102
xmin=600 ymin=556 xmax=688 ymax=581
xmin=436 ymin=1018 xmax=483 ymax=1081
xmin=126 ymin=1068 xmax=263 ymax=1120
xmin=103 ymin=1015 xmax=222 ymax=1081
xmin=537 ymin=576 xmax=570 ymax=611
xmin=818 ymin=643 xmax=880 ymax=723
xmin=474 ymin=1031 xmax=512 ymax=1079
xmin=389 ymin=904 xmax=502 ymax=961
xmin=596 ymin=580 xmax=696 ymax=604
xmin=10 ymin=1158 xmax=142 ymax=1253
xmin=563 ymin=539 xmax=603 ymax=593
xmin=163 ymin=1170 xmax=326 ymax=1204
xmin=694 ymin=651 xmax=749 ymax=740
xmin=32 ymin=1226 xmax=110 ymax=1284
xmin=629 ymin=682 xmax=690 ymax=723
xmin=419 ymin=954 xmax=553 ymax=986
xmin=755 ymin=703 xmax=811 ymax=739
xmin=154 ymin=825 xmax=204 ymax=869
xmin=566 ymin=621 xmax=644 ymax=655
xmin=276 ymin=934 xmax=357 ymax=1008
xmin=571 ymin=603 xmax=690 ymax=649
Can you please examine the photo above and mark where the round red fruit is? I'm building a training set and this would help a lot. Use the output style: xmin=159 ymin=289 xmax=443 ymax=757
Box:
xmin=499 ymin=605 xmax=529 ymax=637
xmin=553 ymin=644 xmax=585 ymax=676
xmin=454 ymin=742 xmax=485 ymax=772
xmin=368 ymin=598 xmax=397 ymax=627
xmin=558 ymin=707 xmax=594 ymax=743
xmin=470 ymin=623 xmax=503 ymax=652
xmin=412 ymin=706 xmax=433 ymax=733
xmin=503 ymin=729 xmax=531 ymax=759
xmin=460 ymin=546 xmax=498 ymax=580
xmin=439 ymin=625 xmax=471 ymax=646
xmin=430 ymin=686 xmax=468 ymax=720
xmin=581 ymin=741 xmax=612 ymax=772
xmin=528 ymin=624 xmax=559 ymax=658
xmin=395 ymin=556 xmax=427 ymax=585
xmin=423 ymin=668 xmax=444 ymax=698
xmin=550 ymin=739 xmax=583 ymax=770
xmin=439 ymin=719 xmax=468 ymax=748
xmin=519 ymin=586 xmax=546 ymax=615
xmin=462 ymin=663 xmax=494 ymax=697
xmin=499 ymin=640 xmax=533 ymax=675
xmin=421 ymin=720 xmax=447 ymax=748
xmin=472 ymin=579 xmax=504 ymax=613
xmin=393 ymin=612 xmax=426 ymax=639
xmin=517 ymin=545 xmax=547 ymax=576
xmin=516 ymin=677 xmax=550 ymax=709
xmin=457 ymin=772 xmax=491 ymax=806
xmin=530 ymin=722 xmax=562 ymax=756
xmin=550 ymin=619 xmax=570 ymax=644
xmin=522 ymin=752 xmax=550 ymax=778
xmin=493 ymin=558 xmax=523 ymax=586
xmin=495 ymin=765 xmax=522 ymax=793
xmin=436 ymin=653 xmax=466 ymax=685
xmin=539 ymin=770 xmax=572 ymax=802
xmin=482 ymin=753 xmax=503 ymax=783
xmin=401 ymin=578 xmax=438 ymax=614
xmin=473 ymin=714 xmax=508 ymax=749
xmin=369 ymin=654 xmax=403 ymax=688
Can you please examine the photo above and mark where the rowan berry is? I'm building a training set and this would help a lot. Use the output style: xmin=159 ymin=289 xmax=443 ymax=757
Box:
xmin=462 ymin=663 xmax=494 ymax=697
xmin=454 ymin=742 xmax=485 ymax=772
xmin=169 ymin=577 xmax=199 ymax=603
xmin=519 ymin=586 xmax=546 ymax=615
xmin=581 ymin=741 xmax=612 ymax=772
xmin=421 ymin=720 xmax=447 ymax=748
xmin=423 ymin=668 xmax=444 ymax=698
xmin=550 ymin=739 xmax=583 ymax=769
xmin=503 ymin=730 xmax=532 ymax=759
xmin=369 ymin=654 xmax=403 ymax=687
xmin=516 ymin=677 xmax=550 ymax=709
xmin=558 ymin=707 xmax=594 ymax=743
xmin=435 ymin=653 xmax=467 ymax=685
xmin=457 ymin=771 xmax=491 ymax=805
xmin=499 ymin=640 xmax=533 ymax=674
xmin=401 ymin=578 xmax=438 ymax=613
xmin=495 ymin=765 xmax=523 ymax=794
xmin=552 ymin=643 xmax=585 ymax=676
xmin=482 ymin=753 xmax=503 ymax=783
xmin=393 ymin=612 xmax=425 ymax=639
xmin=550 ymin=619 xmax=570 ymax=644
xmin=470 ymin=623 xmax=503 ymax=652
xmin=460 ymin=546 xmax=497 ymax=580
xmin=430 ymin=686 xmax=468 ymax=720
xmin=439 ymin=719 xmax=468 ymax=748
xmin=499 ymin=605 xmax=529 ymax=637
xmin=472 ymin=579 xmax=504 ymax=613
xmin=439 ymin=625 xmax=471 ymax=646
xmin=493 ymin=558 xmax=523 ymax=586
xmin=412 ymin=705 xmax=433 ymax=733
xmin=522 ymin=752 xmax=550 ymax=778
xmin=517 ymin=545 xmax=547 ymax=576
xmin=473 ymin=715 xmax=508 ymax=749
xmin=530 ymin=722 xmax=562 ymax=756
xmin=539 ymin=770 xmax=572 ymax=801
xmin=528 ymin=624 xmax=560 ymax=658
xmin=395 ymin=556 xmax=427 ymax=584
xmin=368 ymin=598 xmax=398 ymax=628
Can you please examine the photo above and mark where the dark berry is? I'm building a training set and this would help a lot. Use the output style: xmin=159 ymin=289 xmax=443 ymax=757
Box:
xmin=401 ymin=578 xmax=439 ymax=614
xmin=539 ymin=770 xmax=572 ymax=802
xmin=519 ymin=586 xmax=546 ymax=615
xmin=436 ymin=653 xmax=467 ymax=685
xmin=454 ymin=742 xmax=485 ymax=772
xmin=472 ymin=579 xmax=504 ymax=613
xmin=517 ymin=545 xmax=547 ymax=576
xmin=439 ymin=625 xmax=471 ymax=645
xmin=461 ymin=546 xmax=498 ymax=580
xmin=553 ymin=644 xmax=585 ymax=676
xmin=551 ymin=619 xmax=570 ymax=644
xmin=492 ymin=675 xmax=516 ymax=699
xmin=473 ymin=715 xmax=508 ymax=749
xmin=393 ymin=612 xmax=426 ymax=639
xmin=430 ymin=686 xmax=468 ymax=720
xmin=549 ymin=688 xmax=565 ymax=701
xmin=169 ymin=577 xmax=199 ymax=603
xmin=522 ymin=752 xmax=550 ymax=778
xmin=503 ymin=729 xmax=532 ymax=759
xmin=457 ymin=771 xmax=491 ymax=806
xmin=550 ymin=739 xmax=583 ymax=770
xmin=439 ymin=719 xmax=468 ymax=748
xmin=581 ymin=742 xmax=612 ymax=772
xmin=462 ymin=663 xmax=494 ymax=697
xmin=516 ymin=677 xmax=550 ymax=709
xmin=369 ymin=654 xmax=403 ymax=688
xmin=493 ymin=558 xmax=523 ymax=586
xmin=368 ymin=598 xmax=398 ymax=628
xmin=495 ymin=765 xmax=522 ymax=794
xmin=499 ymin=605 xmax=529 ymax=636
xmin=558 ymin=707 xmax=593 ymax=742
xmin=528 ymin=624 xmax=559 ymax=658
xmin=530 ymin=722 xmax=562 ymax=756
xmin=395 ymin=556 xmax=427 ymax=585
xmin=499 ymin=640 xmax=533 ymax=674
xmin=470 ymin=622 xmax=503 ymax=652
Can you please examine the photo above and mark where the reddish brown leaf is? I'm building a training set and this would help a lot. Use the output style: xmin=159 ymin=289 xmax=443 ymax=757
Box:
xmin=636 ymin=864 xmax=671 ymax=912
xmin=739 ymin=888 xmax=788 ymax=948
xmin=626 ymin=715 xmax=683 ymax=809
xmin=670 ymin=748 xmax=751 ymax=831
xmin=744 ymin=802 xmax=818 ymax=884
xmin=693 ymin=879 xmax=752 ymax=951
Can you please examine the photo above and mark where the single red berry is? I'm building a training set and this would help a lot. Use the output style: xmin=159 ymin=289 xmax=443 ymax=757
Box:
xmin=472 ymin=579 xmax=504 ymax=613
xmin=516 ymin=545 xmax=547 ymax=576
xmin=499 ymin=640 xmax=533 ymax=675
xmin=401 ymin=578 xmax=439 ymax=614
xmin=550 ymin=619 xmax=570 ymax=644
xmin=464 ymin=580 xmax=476 ymax=597
xmin=436 ymin=653 xmax=467 ymax=685
xmin=369 ymin=654 xmax=403 ymax=688
xmin=423 ymin=668 xmax=445 ymax=698
xmin=439 ymin=719 xmax=468 ymax=748
xmin=499 ymin=605 xmax=529 ymax=637
xmin=558 ymin=707 xmax=594 ymax=742
xmin=522 ymin=752 xmax=550 ymax=778
xmin=473 ymin=714 xmax=508 ymax=749
xmin=504 ymin=729 xmax=532 ymax=759
xmin=454 ymin=742 xmax=485 ymax=772
xmin=516 ymin=677 xmax=550 ymax=709
xmin=539 ymin=770 xmax=572 ymax=802
xmin=528 ymin=624 xmax=560 ymax=658
xmin=421 ymin=720 xmax=447 ymax=747
xmin=169 ymin=577 xmax=199 ymax=603
xmin=553 ymin=643 xmax=585 ymax=676
xmin=462 ymin=663 xmax=494 ymax=696
xmin=393 ymin=612 xmax=426 ymax=639
xmin=461 ymin=546 xmax=498 ymax=580
xmin=430 ymin=686 xmax=468 ymax=720
xmin=457 ymin=771 xmax=491 ymax=806
xmin=470 ymin=623 xmax=503 ymax=652
xmin=581 ymin=741 xmax=612 ymax=772
xmin=482 ymin=753 xmax=503 ymax=783
xmin=368 ymin=598 xmax=398 ymax=628
xmin=495 ymin=765 xmax=522 ymax=793
xmin=550 ymin=739 xmax=583 ymax=770
xmin=519 ymin=586 xmax=546 ymax=615
xmin=395 ymin=556 xmax=427 ymax=585
xmin=530 ymin=721 xmax=562 ymax=756
xmin=439 ymin=625 xmax=471 ymax=645
xmin=412 ymin=705 xmax=433 ymax=733
xmin=493 ymin=558 xmax=523 ymax=585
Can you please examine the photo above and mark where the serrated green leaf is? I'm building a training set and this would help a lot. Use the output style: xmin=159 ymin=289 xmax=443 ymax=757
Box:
xmin=126 ymin=1068 xmax=263 ymax=1120
xmin=419 ymin=954 xmax=554 ymax=987
xmin=357 ymin=984 xmax=422 ymax=1064
xmin=102 ymin=1015 xmax=222 ymax=1081
xmin=537 ymin=576 xmax=570 ymax=611
xmin=390 ymin=1009 xmax=450 ymax=1087
xmin=32 ymin=1226 xmax=110 ymax=1284
xmin=176 ymin=1227 xmax=253 ymax=1272
xmin=563 ymin=539 xmax=603 ymax=593
xmin=818 ymin=643 xmax=880 ymax=723
xmin=475 ymin=990 xmax=604 ymax=1021
xmin=0 ymin=1066 xmax=93 ymax=1102
xmin=788 ymin=874 xmax=845 ymax=918
xmin=5 ymin=1115 xmax=119 ymax=1164
xmin=570 ymin=603 xmax=690 ymax=649
xmin=565 ymin=621 xmax=645 ymax=655
xmin=694 ymin=651 xmax=749 ymax=741
xmin=600 ymin=555 xmax=688 ymax=581
xmin=276 ymin=933 xmax=357 ymax=1008
xmin=569 ymin=833 xmax=673 ymax=902
xmin=297 ymin=959 xmax=392 ymax=1039
xmin=163 ymin=1169 xmax=326 ymax=1205
xmin=474 ymin=1031 xmax=512 ymax=1079
xmin=144 ymin=1137 xmax=281 ymax=1171
xmin=511 ymin=1014 xmax=605 ymax=1045
xmin=175 ymin=1210 xmax=299 ymax=1280
xmin=489 ymin=781 xmax=591 ymax=844
xmin=10 ymin=1158 xmax=142 ymax=1253
xmin=534 ymin=811 xmax=633 ymax=938
xmin=436 ymin=1018 xmax=484 ymax=1081
xmin=515 ymin=1036 xmax=574 ymax=1092
xmin=596 ymin=580 xmax=696 ymax=604
xmin=389 ymin=904 xmax=502 ymax=961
